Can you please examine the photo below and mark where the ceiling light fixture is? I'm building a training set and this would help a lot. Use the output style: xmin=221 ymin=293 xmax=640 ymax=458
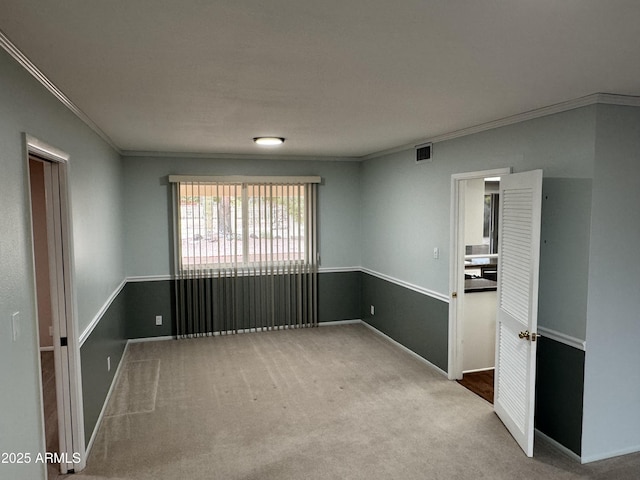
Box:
xmin=253 ymin=137 xmax=285 ymax=146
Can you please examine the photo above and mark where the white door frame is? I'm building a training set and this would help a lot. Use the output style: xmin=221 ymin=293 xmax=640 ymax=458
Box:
xmin=25 ymin=134 xmax=86 ymax=473
xmin=448 ymin=167 xmax=511 ymax=380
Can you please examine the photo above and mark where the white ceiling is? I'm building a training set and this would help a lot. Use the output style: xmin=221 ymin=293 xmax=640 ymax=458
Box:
xmin=2 ymin=1 xmax=640 ymax=158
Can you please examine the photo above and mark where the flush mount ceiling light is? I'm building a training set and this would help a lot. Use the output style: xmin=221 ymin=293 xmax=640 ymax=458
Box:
xmin=253 ymin=137 xmax=285 ymax=146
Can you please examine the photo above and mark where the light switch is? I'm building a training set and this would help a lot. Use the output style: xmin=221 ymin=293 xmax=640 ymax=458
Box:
xmin=155 ymin=315 xmax=163 ymax=326
xmin=11 ymin=312 xmax=20 ymax=342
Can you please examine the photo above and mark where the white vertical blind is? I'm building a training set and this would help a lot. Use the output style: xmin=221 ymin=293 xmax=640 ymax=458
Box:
xmin=172 ymin=178 xmax=319 ymax=337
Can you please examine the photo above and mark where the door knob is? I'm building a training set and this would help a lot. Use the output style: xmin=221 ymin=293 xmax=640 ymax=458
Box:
xmin=518 ymin=330 xmax=541 ymax=342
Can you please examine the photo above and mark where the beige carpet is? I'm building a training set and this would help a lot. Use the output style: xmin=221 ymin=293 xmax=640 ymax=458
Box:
xmin=65 ymin=324 xmax=640 ymax=479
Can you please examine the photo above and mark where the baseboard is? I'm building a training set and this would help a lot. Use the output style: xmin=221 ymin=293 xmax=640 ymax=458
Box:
xmin=318 ymin=319 xmax=362 ymax=326
xmin=360 ymin=321 xmax=448 ymax=377
xmin=462 ymin=367 xmax=494 ymax=374
xmin=85 ymin=341 xmax=130 ymax=458
xmin=535 ymin=429 xmax=581 ymax=463
xmin=580 ymin=444 xmax=640 ymax=464
xmin=128 ymin=335 xmax=176 ymax=343
xmin=126 ymin=322 xmax=358 ymax=341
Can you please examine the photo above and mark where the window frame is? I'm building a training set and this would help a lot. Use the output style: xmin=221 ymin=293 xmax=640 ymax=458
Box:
xmin=170 ymin=175 xmax=320 ymax=273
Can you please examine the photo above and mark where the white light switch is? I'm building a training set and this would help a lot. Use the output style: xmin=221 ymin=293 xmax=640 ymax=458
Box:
xmin=155 ymin=315 xmax=163 ymax=326
xmin=11 ymin=312 xmax=20 ymax=342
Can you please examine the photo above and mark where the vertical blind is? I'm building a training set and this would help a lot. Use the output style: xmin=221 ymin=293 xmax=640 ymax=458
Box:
xmin=169 ymin=175 xmax=320 ymax=338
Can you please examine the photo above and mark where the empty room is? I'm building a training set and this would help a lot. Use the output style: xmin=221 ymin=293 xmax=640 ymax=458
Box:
xmin=2 ymin=2 xmax=640 ymax=479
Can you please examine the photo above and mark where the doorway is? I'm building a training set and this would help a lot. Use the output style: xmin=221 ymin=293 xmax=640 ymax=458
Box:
xmin=448 ymin=168 xmax=511 ymax=383
xmin=457 ymin=175 xmax=500 ymax=402
xmin=449 ymin=167 xmax=544 ymax=457
xmin=26 ymin=135 xmax=85 ymax=475
xmin=29 ymin=156 xmax=61 ymax=478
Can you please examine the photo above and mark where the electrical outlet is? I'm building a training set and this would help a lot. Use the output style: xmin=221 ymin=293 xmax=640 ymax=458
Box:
xmin=370 ymin=305 xmax=375 ymax=316
xmin=107 ymin=356 xmax=111 ymax=372
xmin=433 ymin=247 xmax=440 ymax=259
xmin=155 ymin=315 xmax=163 ymax=326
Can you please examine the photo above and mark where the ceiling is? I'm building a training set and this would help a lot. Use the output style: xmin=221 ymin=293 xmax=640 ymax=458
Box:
xmin=2 ymin=1 xmax=640 ymax=158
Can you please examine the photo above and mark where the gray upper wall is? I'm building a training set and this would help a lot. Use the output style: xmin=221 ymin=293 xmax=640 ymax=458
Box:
xmin=122 ymin=156 xmax=361 ymax=276
xmin=0 ymin=49 xmax=124 ymax=477
xmin=581 ymin=104 xmax=640 ymax=461
xmin=360 ymin=105 xmax=596 ymax=300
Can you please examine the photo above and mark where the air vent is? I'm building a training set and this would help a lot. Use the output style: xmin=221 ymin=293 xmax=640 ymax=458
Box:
xmin=416 ymin=143 xmax=432 ymax=163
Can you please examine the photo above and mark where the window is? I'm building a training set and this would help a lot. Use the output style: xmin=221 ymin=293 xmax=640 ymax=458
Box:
xmin=170 ymin=176 xmax=320 ymax=272
xmin=170 ymin=175 xmax=321 ymax=336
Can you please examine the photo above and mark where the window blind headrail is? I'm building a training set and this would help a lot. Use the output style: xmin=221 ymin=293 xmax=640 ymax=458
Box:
xmin=168 ymin=175 xmax=321 ymax=184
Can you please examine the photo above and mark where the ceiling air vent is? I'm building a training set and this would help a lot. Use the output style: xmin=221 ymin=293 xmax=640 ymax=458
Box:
xmin=415 ymin=142 xmax=432 ymax=164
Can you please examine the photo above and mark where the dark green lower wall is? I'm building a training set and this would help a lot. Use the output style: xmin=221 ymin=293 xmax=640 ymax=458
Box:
xmin=125 ymin=280 xmax=176 ymax=338
xmin=318 ymin=271 xmax=361 ymax=322
xmin=535 ymin=337 xmax=585 ymax=456
xmin=80 ymin=286 xmax=127 ymax=445
xmin=360 ymin=273 xmax=449 ymax=371
xmin=124 ymin=272 xmax=363 ymax=339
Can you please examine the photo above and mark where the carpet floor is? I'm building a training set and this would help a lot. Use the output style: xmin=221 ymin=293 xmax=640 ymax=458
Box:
xmin=63 ymin=324 xmax=640 ymax=479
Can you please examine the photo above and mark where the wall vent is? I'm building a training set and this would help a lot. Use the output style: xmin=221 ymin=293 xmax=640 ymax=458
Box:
xmin=415 ymin=143 xmax=432 ymax=163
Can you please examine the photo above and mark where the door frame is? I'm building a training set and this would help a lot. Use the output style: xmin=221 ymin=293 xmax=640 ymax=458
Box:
xmin=25 ymin=134 xmax=86 ymax=473
xmin=448 ymin=167 xmax=511 ymax=380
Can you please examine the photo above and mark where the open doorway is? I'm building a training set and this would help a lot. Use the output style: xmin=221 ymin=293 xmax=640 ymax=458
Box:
xmin=450 ymin=168 xmax=544 ymax=456
xmin=456 ymin=175 xmax=500 ymax=403
xmin=29 ymin=156 xmax=61 ymax=478
xmin=448 ymin=168 xmax=510 ymax=389
xmin=26 ymin=135 xmax=85 ymax=476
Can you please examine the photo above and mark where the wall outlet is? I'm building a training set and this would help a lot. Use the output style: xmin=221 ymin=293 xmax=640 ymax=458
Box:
xmin=433 ymin=247 xmax=440 ymax=259
xmin=155 ymin=315 xmax=163 ymax=326
xmin=107 ymin=356 xmax=111 ymax=372
xmin=370 ymin=305 xmax=375 ymax=316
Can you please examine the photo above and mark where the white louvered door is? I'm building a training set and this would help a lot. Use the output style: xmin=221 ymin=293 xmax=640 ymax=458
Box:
xmin=494 ymin=169 xmax=543 ymax=457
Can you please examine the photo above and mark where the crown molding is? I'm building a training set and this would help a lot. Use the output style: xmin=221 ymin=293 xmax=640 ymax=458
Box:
xmin=121 ymin=150 xmax=360 ymax=162
xmin=0 ymin=29 xmax=121 ymax=154
xmin=362 ymin=93 xmax=640 ymax=160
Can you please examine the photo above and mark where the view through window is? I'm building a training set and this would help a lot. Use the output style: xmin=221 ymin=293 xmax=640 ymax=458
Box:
xmin=178 ymin=183 xmax=308 ymax=269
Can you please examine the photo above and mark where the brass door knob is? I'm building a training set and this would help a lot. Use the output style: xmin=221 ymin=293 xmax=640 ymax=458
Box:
xmin=518 ymin=330 xmax=541 ymax=342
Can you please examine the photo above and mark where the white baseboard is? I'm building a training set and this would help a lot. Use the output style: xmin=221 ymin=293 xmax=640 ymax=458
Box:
xmin=580 ymin=444 xmax=640 ymax=464
xmin=318 ymin=319 xmax=362 ymax=327
xmin=85 ymin=341 xmax=130 ymax=457
xmin=359 ymin=321 xmax=448 ymax=377
xmin=535 ymin=429 xmax=582 ymax=463
xmin=462 ymin=367 xmax=494 ymax=374
xmin=128 ymin=335 xmax=176 ymax=343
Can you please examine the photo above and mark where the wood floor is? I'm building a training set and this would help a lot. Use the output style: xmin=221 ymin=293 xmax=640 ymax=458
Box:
xmin=457 ymin=369 xmax=494 ymax=404
xmin=41 ymin=350 xmax=60 ymax=479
